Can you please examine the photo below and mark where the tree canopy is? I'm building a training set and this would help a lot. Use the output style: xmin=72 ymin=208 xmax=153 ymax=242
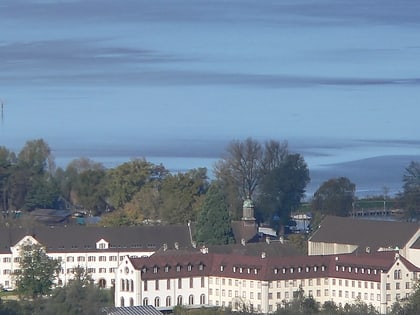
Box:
xmin=311 ymin=177 xmax=356 ymax=216
xmin=195 ymin=182 xmax=234 ymax=245
xmin=15 ymin=242 xmax=61 ymax=300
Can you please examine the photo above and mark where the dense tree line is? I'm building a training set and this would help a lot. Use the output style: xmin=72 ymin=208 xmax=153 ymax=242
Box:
xmin=2 ymin=138 xmax=420 ymax=242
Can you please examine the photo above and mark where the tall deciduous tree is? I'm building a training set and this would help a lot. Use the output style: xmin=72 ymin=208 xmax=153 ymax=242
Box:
xmin=0 ymin=146 xmax=15 ymax=214
xmin=215 ymin=138 xmax=289 ymax=219
xmin=15 ymin=242 xmax=61 ymax=300
xmin=160 ymin=168 xmax=208 ymax=224
xmin=107 ymin=159 xmax=167 ymax=209
xmin=401 ymin=161 xmax=420 ymax=220
xmin=195 ymin=182 xmax=234 ymax=245
xmin=311 ymin=177 xmax=356 ymax=217
xmin=258 ymin=153 xmax=309 ymax=229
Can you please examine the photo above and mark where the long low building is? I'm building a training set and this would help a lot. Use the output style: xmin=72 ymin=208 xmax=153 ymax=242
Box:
xmin=115 ymin=248 xmax=420 ymax=314
xmin=0 ymin=225 xmax=193 ymax=290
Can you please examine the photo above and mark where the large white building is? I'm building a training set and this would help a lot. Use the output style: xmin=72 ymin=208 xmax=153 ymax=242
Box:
xmin=115 ymin=247 xmax=420 ymax=314
xmin=0 ymin=225 xmax=193 ymax=290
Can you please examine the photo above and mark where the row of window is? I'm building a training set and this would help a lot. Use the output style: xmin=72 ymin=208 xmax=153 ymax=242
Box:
xmin=2 ymin=255 xmax=122 ymax=264
xmin=335 ymin=265 xmax=381 ymax=276
xmin=142 ymin=277 xmax=206 ymax=291
xmin=146 ymin=263 xmax=205 ymax=274
xmin=120 ymin=294 xmax=207 ymax=308
xmin=273 ymin=265 xmax=326 ymax=275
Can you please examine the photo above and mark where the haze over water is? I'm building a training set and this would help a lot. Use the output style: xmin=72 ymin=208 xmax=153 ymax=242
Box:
xmin=1 ymin=0 xmax=420 ymax=197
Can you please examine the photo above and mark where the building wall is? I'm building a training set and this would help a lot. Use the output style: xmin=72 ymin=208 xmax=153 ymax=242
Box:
xmin=308 ymin=241 xmax=358 ymax=256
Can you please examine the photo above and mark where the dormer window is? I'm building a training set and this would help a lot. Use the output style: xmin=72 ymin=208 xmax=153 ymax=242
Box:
xmin=282 ymin=268 xmax=286 ymax=274
xmin=239 ymin=267 xmax=243 ymax=273
xmin=321 ymin=265 xmax=326 ymax=271
xmin=254 ymin=269 xmax=258 ymax=274
xmin=96 ymin=239 xmax=109 ymax=250
xmin=247 ymin=268 xmax=251 ymax=274
xmin=274 ymin=268 xmax=278 ymax=274
xmin=220 ymin=265 xmax=224 ymax=272
xmin=290 ymin=267 xmax=294 ymax=273
xmin=164 ymin=266 xmax=169 ymax=273
xmin=199 ymin=264 xmax=204 ymax=271
xmin=187 ymin=264 xmax=192 ymax=272
xmin=348 ymin=267 xmax=352 ymax=273
xmin=298 ymin=267 xmax=302 ymax=273
xmin=314 ymin=266 xmax=318 ymax=272
xmin=306 ymin=267 xmax=310 ymax=272
xmin=153 ymin=266 xmax=158 ymax=273
xmin=176 ymin=265 xmax=181 ymax=272
xmin=233 ymin=266 xmax=236 ymax=272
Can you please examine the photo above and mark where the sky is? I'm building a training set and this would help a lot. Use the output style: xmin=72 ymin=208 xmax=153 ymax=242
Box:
xmin=0 ymin=0 xmax=420 ymax=179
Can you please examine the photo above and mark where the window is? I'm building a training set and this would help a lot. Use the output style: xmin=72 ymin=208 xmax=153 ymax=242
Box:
xmin=156 ymin=279 xmax=159 ymax=290
xmin=178 ymin=278 xmax=182 ymax=289
xmin=406 ymin=282 xmax=411 ymax=289
xmin=87 ymin=268 xmax=95 ymax=273
xmin=199 ymin=264 xmax=204 ymax=271
xmin=153 ymin=266 xmax=158 ymax=273
xmin=277 ymin=292 xmax=281 ymax=299
xmin=143 ymin=298 xmax=148 ymax=306
xmin=88 ymin=256 xmax=95 ymax=262
xmin=109 ymin=267 xmax=116 ymax=273
xmin=109 ymin=256 xmax=118 ymax=261
xmin=200 ymin=294 xmax=206 ymax=305
xmin=154 ymin=297 xmax=160 ymax=307
xmin=201 ymin=277 xmax=205 ymax=288
xmin=190 ymin=277 xmax=193 ymax=288
xmin=386 ymin=283 xmax=391 ymax=290
xmin=176 ymin=265 xmax=181 ymax=272
xmin=3 ymin=257 xmax=11 ymax=263
xmin=130 ymin=298 xmax=134 ymax=307
xmin=189 ymin=295 xmax=194 ymax=305
xmin=144 ymin=280 xmax=148 ymax=291
xmin=396 ymin=282 xmax=400 ymax=290
xmin=394 ymin=269 xmax=402 ymax=280
xmin=66 ymin=256 xmax=74 ymax=262
xmin=167 ymin=279 xmax=171 ymax=290
xmin=166 ymin=296 xmax=172 ymax=307
xmin=121 ymin=297 xmax=125 ymax=307
xmin=98 ymin=268 xmax=106 ymax=273
xmin=77 ymin=256 xmax=85 ymax=262
xmin=177 ymin=295 xmax=183 ymax=306
xmin=188 ymin=264 xmax=192 ymax=272
xmin=99 ymin=256 xmax=106 ymax=262
xmin=165 ymin=266 xmax=170 ymax=272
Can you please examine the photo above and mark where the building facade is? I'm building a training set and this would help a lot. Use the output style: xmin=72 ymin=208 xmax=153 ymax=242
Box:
xmin=0 ymin=225 xmax=192 ymax=290
xmin=115 ymin=248 xmax=420 ymax=314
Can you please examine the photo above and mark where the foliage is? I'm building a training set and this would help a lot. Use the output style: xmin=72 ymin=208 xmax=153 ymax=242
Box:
xmin=257 ymin=153 xmax=309 ymax=230
xmin=215 ymin=138 xmax=290 ymax=219
xmin=106 ymin=159 xmax=167 ymax=209
xmin=195 ymin=182 xmax=235 ymax=245
xmin=401 ymin=161 xmax=420 ymax=220
xmin=15 ymin=242 xmax=61 ymax=300
xmin=160 ymin=168 xmax=208 ymax=224
xmin=311 ymin=177 xmax=356 ymax=216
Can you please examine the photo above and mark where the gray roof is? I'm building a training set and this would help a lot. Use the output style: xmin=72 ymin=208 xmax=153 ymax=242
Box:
xmin=0 ymin=224 xmax=192 ymax=254
xmin=309 ymin=216 xmax=420 ymax=251
xmin=102 ymin=305 xmax=163 ymax=315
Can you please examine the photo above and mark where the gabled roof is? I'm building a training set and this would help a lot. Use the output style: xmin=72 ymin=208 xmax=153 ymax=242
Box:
xmin=102 ymin=305 xmax=163 ymax=315
xmin=0 ymin=225 xmax=192 ymax=254
xmin=309 ymin=216 xmax=419 ymax=251
xmin=127 ymin=247 xmax=415 ymax=283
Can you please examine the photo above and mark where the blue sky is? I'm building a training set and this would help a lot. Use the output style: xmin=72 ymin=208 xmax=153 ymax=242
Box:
xmin=0 ymin=0 xmax=420 ymax=169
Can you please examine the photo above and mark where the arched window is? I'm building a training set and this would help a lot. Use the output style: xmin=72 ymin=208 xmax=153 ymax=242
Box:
xmin=131 ymin=280 xmax=134 ymax=292
xmin=166 ymin=296 xmax=172 ymax=307
xmin=121 ymin=279 xmax=125 ymax=291
xmin=155 ymin=297 xmax=160 ymax=307
xmin=177 ymin=295 xmax=183 ymax=305
xmin=200 ymin=294 xmax=206 ymax=305
xmin=130 ymin=298 xmax=134 ymax=306
xmin=126 ymin=279 xmax=130 ymax=291
xmin=120 ymin=297 xmax=125 ymax=307
xmin=189 ymin=294 xmax=194 ymax=305
xmin=98 ymin=278 xmax=106 ymax=288
xmin=143 ymin=297 xmax=149 ymax=306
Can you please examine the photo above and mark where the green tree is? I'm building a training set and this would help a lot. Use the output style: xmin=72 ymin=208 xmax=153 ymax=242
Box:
xmin=401 ymin=161 xmax=420 ymax=220
xmin=257 ymin=153 xmax=309 ymax=230
xmin=42 ymin=266 xmax=112 ymax=315
xmin=72 ymin=169 xmax=108 ymax=215
xmin=160 ymin=168 xmax=208 ymax=224
xmin=0 ymin=146 xmax=16 ymax=215
xmin=107 ymin=159 xmax=168 ymax=209
xmin=311 ymin=177 xmax=356 ymax=217
xmin=195 ymin=182 xmax=234 ymax=245
xmin=15 ymin=242 xmax=61 ymax=300
xmin=215 ymin=138 xmax=289 ymax=219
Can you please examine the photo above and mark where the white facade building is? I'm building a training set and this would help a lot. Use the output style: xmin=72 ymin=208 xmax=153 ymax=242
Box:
xmin=0 ymin=225 xmax=192 ymax=290
xmin=115 ymin=248 xmax=420 ymax=314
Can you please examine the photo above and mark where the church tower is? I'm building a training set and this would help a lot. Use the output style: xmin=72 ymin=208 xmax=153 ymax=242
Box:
xmin=242 ymin=196 xmax=256 ymax=226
